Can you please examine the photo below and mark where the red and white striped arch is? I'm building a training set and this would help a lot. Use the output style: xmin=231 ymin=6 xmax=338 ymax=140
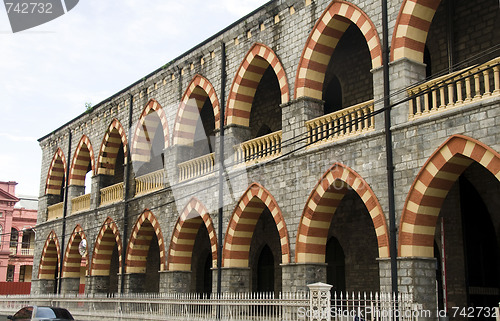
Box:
xmin=62 ymin=225 xmax=88 ymax=278
xmin=45 ymin=148 xmax=67 ymax=196
xmin=167 ymin=198 xmax=217 ymax=271
xmin=296 ymin=163 xmax=390 ymax=263
xmin=69 ymin=135 xmax=95 ymax=186
xmin=97 ymin=119 xmax=128 ymax=176
xmin=399 ymin=135 xmax=500 ymax=257
xmin=294 ymin=1 xmax=382 ymax=99
xmin=131 ymin=99 xmax=169 ymax=163
xmin=38 ymin=231 xmax=61 ymax=280
xmin=90 ymin=217 xmax=122 ymax=276
xmin=173 ymin=75 xmax=220 ymax=146
xmin=223 ymin=183 xmax=290 ymax=267
xmin=226 ymin=43 xmax=290 ymax=127
xmin=125 ymin=210 xmax=167 ymax=273
xmin=391 ymin=0 xmax=441 ymax=63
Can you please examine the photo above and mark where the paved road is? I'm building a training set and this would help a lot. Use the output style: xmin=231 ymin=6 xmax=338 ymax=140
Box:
xmin=0 ymin=315 xmax=8 ymax=321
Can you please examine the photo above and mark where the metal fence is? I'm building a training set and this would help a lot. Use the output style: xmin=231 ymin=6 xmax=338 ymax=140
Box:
xmin=0 ymin=286 xmax=422 ymax=321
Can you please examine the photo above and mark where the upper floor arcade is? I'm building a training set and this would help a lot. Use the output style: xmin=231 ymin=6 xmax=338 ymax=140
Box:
xmin=38 ymin=0 xmax=500 ymax=223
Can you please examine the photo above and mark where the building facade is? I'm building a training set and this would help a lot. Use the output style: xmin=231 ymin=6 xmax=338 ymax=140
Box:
xmin=33 ymin=0 xmax=500 ymax=318
xmin=0 ymin=182 xmax=37 ymax=287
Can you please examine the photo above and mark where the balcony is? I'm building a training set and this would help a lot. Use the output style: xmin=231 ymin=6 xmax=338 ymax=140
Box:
xmin=135 ymin=169 xmax=165 ymax=195
xmin=71 ymin=193 xmax=90 ymax=214
xmin=47 ymin=202 xmax=64 ymax=221
xmin=234 ymin=130 xmax=282 ymax=165
xmin=408 ymin=56 xmax=500 ymax=119
xmin=178 ymin=153 xmax=215 ymax=182
xmin=20 ymin=248 xmax=34 ymax=256
xmin=100 ymin=182 xmax=124 ymax=206
xmin=306 ymin=100 xmax=375 ymax=147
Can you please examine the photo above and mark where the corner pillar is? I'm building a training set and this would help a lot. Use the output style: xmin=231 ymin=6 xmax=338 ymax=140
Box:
xmin=281 ymin=263 xmax=327 ymax=293
xmin=159 ymin=270 xmax=191 ymax=293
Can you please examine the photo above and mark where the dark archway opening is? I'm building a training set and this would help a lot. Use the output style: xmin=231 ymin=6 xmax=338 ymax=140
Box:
xmin=108 ymin=243 xmax=119 ymax=294
xmin=144 ymin=233 xmax=160 ymax=293
xmin=191 ymin=223 xmax=213 ymax=295
xmin=193 ymin=98 xmax=216 ymax=159
xmin=257 ymin=245 xmax=274 ymax=293
xmin=326 ymin=236 xmax=346 ymax=293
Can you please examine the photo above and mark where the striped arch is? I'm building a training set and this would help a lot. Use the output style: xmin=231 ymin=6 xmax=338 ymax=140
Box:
xmin=167 ymin=198 xmax=217 ymax=271
xmin=45 ymin=148 xmax=67 ymax=195
xmin=131 ymin=99 xmax=170 ymax=163
xmin=399 ymin=135 xmax=500 ymax=257
xmin=90 ymin=217 xmax=122 ymax=276
xmin=222 ymin=183 xmax=291 ymax=268
xmin=62 ymin=225 xmax=88 ymax=278
xmin=38 ymin=231 xmax=61 ymax=280
xmin=296 ymin=163 xmax=390 ymax=263
xmin=172 ymin=75 xmax=221 ymax=146
xmin=226 ymin=43 xmax=290 ymax=127
xmin=97 ymin=119 xmax=128 ymax=176
xmin=69 ymin=135 xmax=96 ymax=186
xmin=125 ymin=210 xmax=167 ymax=273
xmin=294 ymin=1 xmax=382 ymax=99
xmin=391 ymin=0 xmax=441 ymax=63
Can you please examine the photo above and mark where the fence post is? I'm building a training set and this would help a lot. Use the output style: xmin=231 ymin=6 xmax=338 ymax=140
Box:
xmin=307 ymin=282 xmax=332 ymax=321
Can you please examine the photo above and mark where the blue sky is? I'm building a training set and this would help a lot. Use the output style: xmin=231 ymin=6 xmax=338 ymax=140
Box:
xmin=0 ymin=0 xmax=269 ymax=196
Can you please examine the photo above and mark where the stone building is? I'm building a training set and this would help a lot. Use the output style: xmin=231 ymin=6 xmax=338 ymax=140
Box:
xmin=33 ymin=0 xmax=500 ymax=317
xmin=0 ymin=181 xmax=37 ymax=289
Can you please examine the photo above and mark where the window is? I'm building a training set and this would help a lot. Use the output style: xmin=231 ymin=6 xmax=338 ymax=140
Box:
xmin=12 ymin=306 xmax=33 ymax=319
xmin=19 ymin=265 xmax=26 ymax=282
xmin=7 ymin=265 xmax=14 ymax=282
xmin=0 ymin=225 xmax=2 ymax=250
xmin=10 ymin=228 xmax=18 ymax=248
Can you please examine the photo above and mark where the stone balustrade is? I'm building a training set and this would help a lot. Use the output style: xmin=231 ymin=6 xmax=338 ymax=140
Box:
xmin=135 ymin=169 xmax=165 ymax=195
xmin=408 ymin=56 xmax=500 ymax=119
xmin=71 ymin=193 xmax=90 ymax=214
xmin=178 ymin=153 xmax=215 ymax=182
xmin=306 ymin=100 xmax=374 ymax=147
xmin=100 ymin=182 xmax=124 ymax=206
xmin=234 ymin=130 xmax=282 ymax=165
xmin=47 ymin=202 xmax=64 ymax=221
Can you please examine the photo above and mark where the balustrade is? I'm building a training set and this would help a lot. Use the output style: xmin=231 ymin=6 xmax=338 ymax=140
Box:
xmin=306 ymin=100 xmax=374 ymax=146
xmin=100 ymin=182 xmax=124 ymax=206
xmin=178 ymin=153 xmax=215 ymax=182
xmin=135 ymin=169 xmax=165 ymax=195
xmin=408 ymin=56 xmax=500 ymax=119
xmin=71 ymin=193 xmax=90 ymax=213
xmin=47 ymin=202 xmax=63 ymax=221
xmin=234 ymin=130 xmax=282 ymax=165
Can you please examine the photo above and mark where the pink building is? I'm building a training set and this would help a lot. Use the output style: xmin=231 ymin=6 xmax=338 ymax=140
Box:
xmin=0 ymin=181 xmax=37 ymax=287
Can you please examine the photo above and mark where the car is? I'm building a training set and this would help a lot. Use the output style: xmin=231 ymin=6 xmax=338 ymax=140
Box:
xmin=7 ymin=306 xmax=74 ymax=321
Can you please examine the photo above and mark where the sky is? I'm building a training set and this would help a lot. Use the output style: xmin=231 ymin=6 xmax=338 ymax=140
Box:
xmin=0 ymin=0 xmax=270 ymax=197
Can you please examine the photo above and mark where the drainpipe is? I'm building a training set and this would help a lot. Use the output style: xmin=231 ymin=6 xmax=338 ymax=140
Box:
xmin=58 ymin=129 xmax=72 ymax=294
xmin=120 ymin=94 xmax=134 ymax=293
xmin=381 ymin=0 xmax=399 ymax=299
xmin=217 ymin=41 xmax=226 ymax=300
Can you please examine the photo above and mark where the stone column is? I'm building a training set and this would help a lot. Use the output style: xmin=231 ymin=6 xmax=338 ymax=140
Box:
xmin=60 ymin=277 xmax=80 ymax=294
xmin=159 ymin=270 xmax=191 ymax=293
xmin=379 ymin=257 xmax=437 ymax=321
xmin=90 ymin=175 xmax=105 ymax=209
xmin=220 ymin=125 xmax=251 ymax=162
xmin=31 ymin=279 xmax=57 ymax=295
xmin=67 ymin=185 xmax=85 ymax=213
xmin=122 ymin=273 xmax=146 ymax=293
xmin=281 ymin=97 xmax=324 ymax=154
xmin=215 ymin=267 xmax=251 ymax=293
xmin=281 ymin=263 xmax=327 ymax=293
xmin=164 ymin=145 xmax=194 ymax=185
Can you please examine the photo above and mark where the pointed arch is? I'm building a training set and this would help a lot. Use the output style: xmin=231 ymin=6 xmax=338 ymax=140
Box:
xmin=62 ymin=225 xmax=88 ymax=278
xmin=172 ymin=75 xmax=221 ymax=146
xmin=96 ymin=119 xmax=128 ymax=176
xmin=90 ymin=217 xmax=122 ymax=276
xmin=226 ymin=43 xmax=290 ymax=127
xmin=45 ymin=148 xmax=67 ymax=195
xmin=399 ymin=135 xmax=500 ymax=257
xmin=296 ymin=163 xmax=390 ymax=263
xmin=125 ymin=209 xmax=167 ymax=273
xmin=222 ymin=183 xmax=290 ymax=267
xmin=167 ymin=197 xmax=218 ymax=271
xmin=38 ymin=231 xmax=61 ymax=280
xmin=69 ymin=135 xmax=96 ymax=186
xmin=131 ymin=99 xmax=170 ymax=163
xmin=391 ymin=0 xmax=441 ymax=63
xmin=294 ymin=1 xmax=382 ymax=99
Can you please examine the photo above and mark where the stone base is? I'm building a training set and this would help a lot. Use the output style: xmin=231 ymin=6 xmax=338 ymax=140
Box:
xmin=379 ymin=257 xmax=437 ymax=321
xmin=87 ymin=275 xmax=119 ymax=294
xmin=281 ymin=263 xmax=327 ymax=293
xmin=122 ymin=273 xmax=146 ymax=293
xmin=60 ymin=277 xmax=80 ymax=294
xmin=30 ymin=279 xmax=57 ymax=295
xmin=159 ymin=270 xmax=191 ymax=293
xmin=213 ymin=267 xmax=251 ymax=293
